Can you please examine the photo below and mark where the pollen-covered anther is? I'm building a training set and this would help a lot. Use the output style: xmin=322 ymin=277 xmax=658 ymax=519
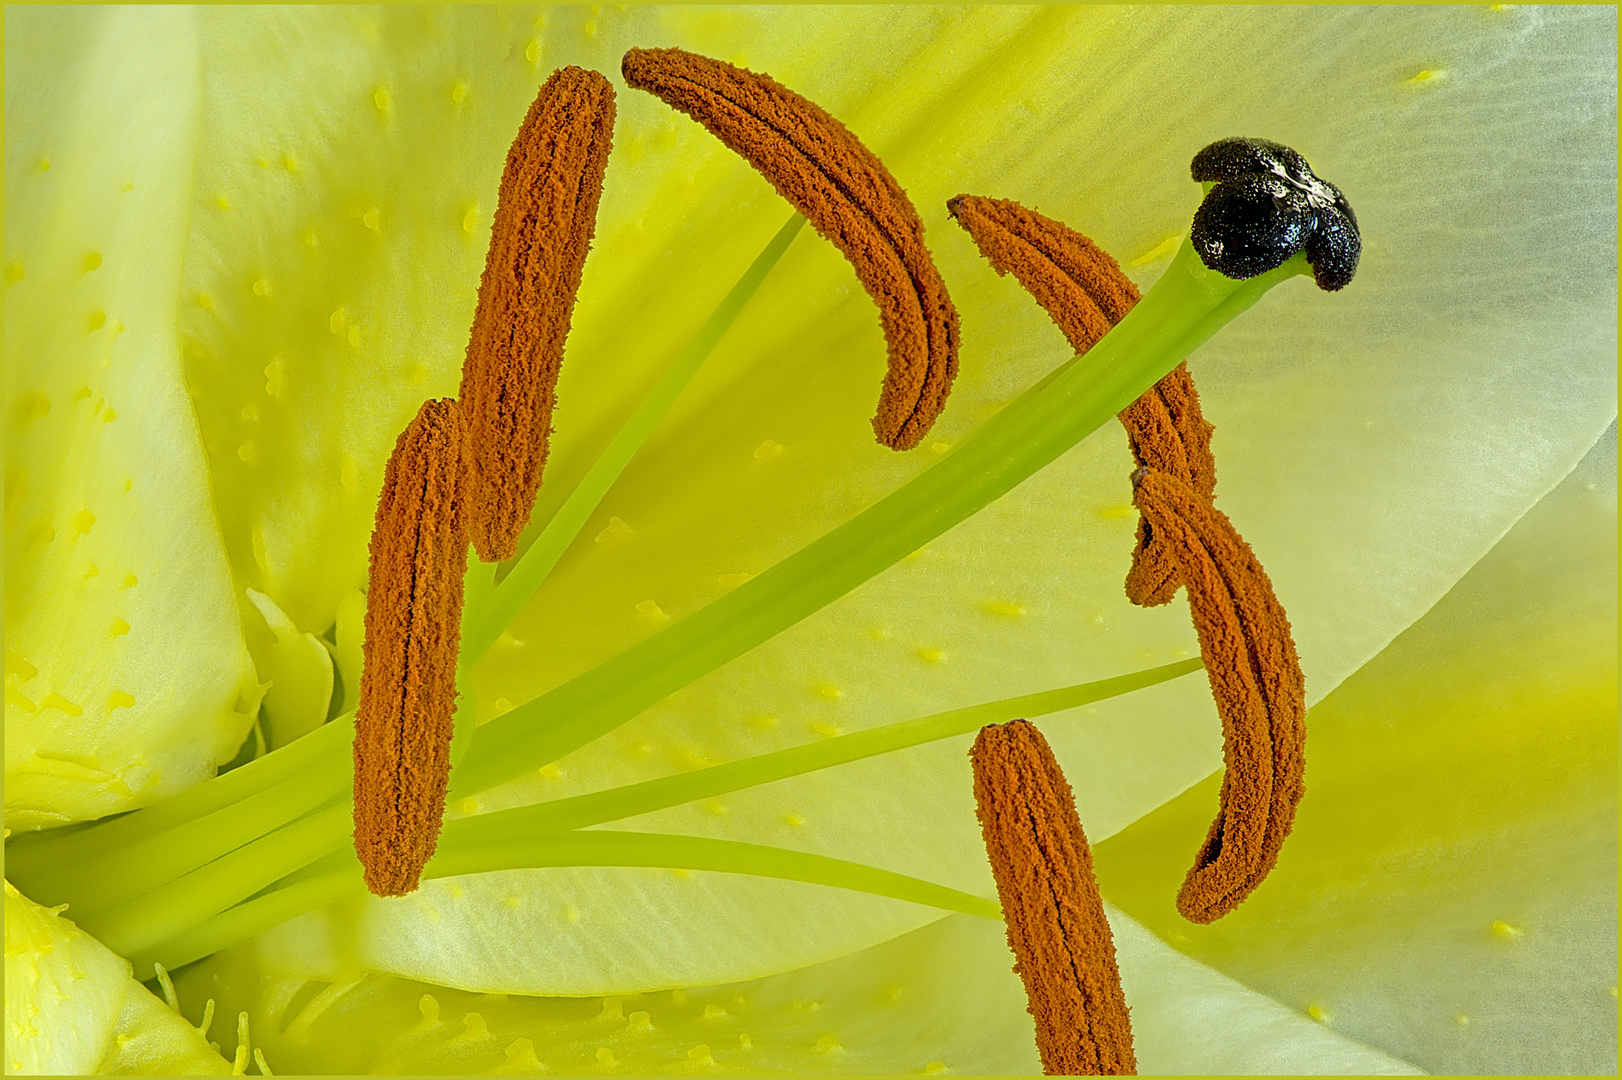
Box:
xmin=945 ymin=194 xmax=1216 ymax=606
xmin=971 ymin=720 xmax=1136 ymax=1075
xmin=1129 ymin=468 xmax=1306 ymax=923
xmin=353 ymin=397 xmax=473 ymax=897
xmin=623 ymin=46 xmax=960 ymax=451
xmin=459 ymin=66 xmax=616 ymax=563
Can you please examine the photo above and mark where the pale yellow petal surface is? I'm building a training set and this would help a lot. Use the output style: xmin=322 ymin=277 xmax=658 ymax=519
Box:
xmin=94 ymin=982 xmax=231 ymax=1076
xmin=3 ymin=7 xmax=259 ymax=830
xmin=1096 ymin=425 xmax=1618 ymax=1073
xmin=176 ymin=907 xmax=1424 ymax=1075
xmin=5 ymin=882 xmax=130 ymax=1075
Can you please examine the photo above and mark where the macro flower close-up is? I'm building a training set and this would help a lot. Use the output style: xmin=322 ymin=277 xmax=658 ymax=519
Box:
xmin=4 ymin=5 xmax=1615 ymax=1076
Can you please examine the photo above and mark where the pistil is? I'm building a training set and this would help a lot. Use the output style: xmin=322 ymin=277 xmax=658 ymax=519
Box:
xmin=622 ymin=47 xmax=959 ymax=450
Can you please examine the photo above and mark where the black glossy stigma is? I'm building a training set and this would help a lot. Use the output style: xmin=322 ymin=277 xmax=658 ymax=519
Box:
xmin=1189 ymin=137 xmax=1359 ymax=291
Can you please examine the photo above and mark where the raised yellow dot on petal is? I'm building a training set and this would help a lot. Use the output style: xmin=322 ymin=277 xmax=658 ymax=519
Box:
xmin=283 ymin=154 xmax=299 ymax=172
xmin=916 ymin=647 xmax=944 ymax=664
xmin=460 ymin=1013 xmax=487 ymax=1039
xmin=815 ymin=1034 xmax=842 ymax=1054
xmin=929 ymin=441 xmax=951 ymax=454
xmin=1131 ymin=232 xmax=1183 ymax=267
xmin=539 ymin=763 xmax=561 ymax=780
xmin=687 ymin=1045 xmax=712 ymax=1064
xmin=241 ymin=404 xmax=259 ymax=421
xmin=108 ymin=691 xmax=135 ymax=711
xmin=122 ymin=572 xmax=138 ymax=589
xmin=923 ymin=1062 xmax=948 ymax=1075
xmin=82 ymin=252 xmax=102 ymax=273
xmin=252 ymin=278 xmax=271 ymax=297
xmin=501 ymin=1038 xmax=539 ymax=1072
xmin=339 ymin=455 xmax=358 ymax=494
xmin=525 ymin=39 xmax=541 ymax=65
xmin=752 ymin=439 xmax=783 ymax=460
xmin=1455 ymin=1014 xmax=1471 ymax=1027
xmin=705 ymin=800 xmax=727 ymax=817
xmin=82 ymin=564 xmax=99 ymax=580
xmin=330 ymin=309 xmax=347 ymax=334
xmin=214 ymin=194 xmax=231 ymax=210
xmin=1408 ymin=68 xmax=1449 ymax=84
xmin=1098 ymin=504 xmax=1134 ymax=519
xmin=627 ymin=1011 xmax=652 ymax=1031
xmin=597 ymin=997 xmax=623 ymax=1021
xmin=195 ymin=293 xmax=213 ymax=311
xmin=87 ymin=311 xmax=106 ymax=331
xmin=18 ymin=391 xmax=50 ymax=419
xmin=747 ymin=714 xmax=777 ymax=730
xmin=595 ymin=516 xmax=632 ymax=543
xmin=373 ymin=86 xmax=392 ymax=114
xmin=451 ymin=81 xmax=469 ymax=106
xmin=303 ymin=229 xmax=319 ymax=248
xmin=811 ymin=721 xmax=841 ymax=738
xmin=36 ymin=156 xmax=49 ymax=171
xmin=635 ymin=599 xmax=668 ymax=621
xmin=347 ymin=326 xmax=361 ymax=348
xmin=462 ymin=204 xmax=479 ymax=234
xmin=110 ymin=619 xmax=129 ymax=637
xmin=237 ymin=442 xmax=257 ymax=464
xmin=1307 ymin=1005 xmax=1330 ymax=1023
xmin=784 ymin=813 xmax=804 ymax=827
xmin=362 ymin=208 xmax=380 ymax=232
xmin=1491 ymin=920 xmax=1523 ymax=940
xmin=71 ymin=509 xmax=95 ymax=534
xmin=458 ymin=797 xmax=479 ymax=814
xmin=41 ymin=693 xmax=82 ymax=717
xmin=814 ymin=684 xmax=843 ymax=701
xmin=5 ymin=263 xmax=24 ymax=282
xmin=982 ymin=600 xmax=1026 ymax=618
xmin=102 ymin=406 xmax=116 ymax=423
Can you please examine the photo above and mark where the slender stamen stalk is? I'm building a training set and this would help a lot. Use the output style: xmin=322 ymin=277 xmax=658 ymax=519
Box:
xmin=79 ymin=799 xmax=351 ymax=959
xmin=96 ymin=661 xmax=1199 ymax=968
xmin=464 ymin=213 xmax=809 ymax=663
xmin=446 ymin=659 xmax=1202 ymax=839
xmin=130 ymin=830 xmax=1001 ymax=977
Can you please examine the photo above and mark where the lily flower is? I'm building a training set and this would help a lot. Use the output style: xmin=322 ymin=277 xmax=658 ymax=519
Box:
xmin=5 ymin=6 xmax=1614 ymax=1075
